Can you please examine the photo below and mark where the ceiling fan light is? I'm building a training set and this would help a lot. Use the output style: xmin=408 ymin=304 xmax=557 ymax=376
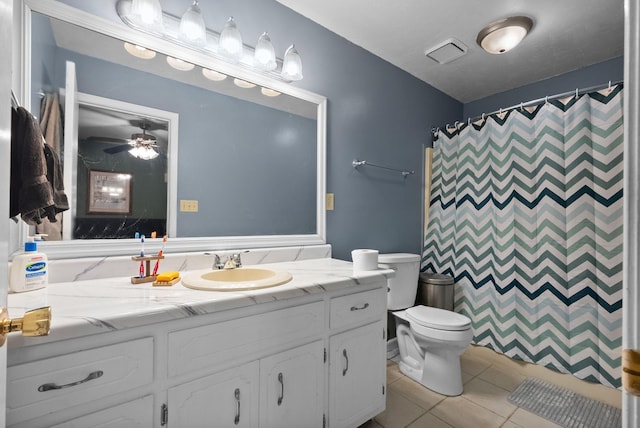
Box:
xmin=124 ymin=42 xmax=156 ymax=59
xmin=129 ymin=145 xmax=159 ymax=160
xmin=179 ymin=0 xmax=206 ymax=46
xmin=281 ymin=44 xmax=303 ymax=81
xmin=254 ymin=32 xmax=277 ymax=71
xmin=219 ymin=17 xmax=244 ymax=62
xmin=130 ymin=0 xmax=164 ymax=32
xmin=477 ymin=16 xmax=533 ymax=54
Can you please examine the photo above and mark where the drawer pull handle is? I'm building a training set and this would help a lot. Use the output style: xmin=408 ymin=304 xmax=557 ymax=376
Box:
xmin=234 ymin=388 xmax=241 ymax=425
xmin=277 ymin=372 xmax=284 ymax=405
xmin=343 ymin=349 xmax=349 ymax=376
xmin=350 ymin=303 xmax=369 ymax=311
xmin=38 ymin=370 xmax=103 ymax=392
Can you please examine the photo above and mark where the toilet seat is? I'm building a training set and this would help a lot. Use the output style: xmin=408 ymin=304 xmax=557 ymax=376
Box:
xmin=405 ymin=305 xmax=471 ymax=331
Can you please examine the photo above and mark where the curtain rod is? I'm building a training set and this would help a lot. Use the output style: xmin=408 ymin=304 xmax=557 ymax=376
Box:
xmin=436 ymin=79 xmax=623 ymax=134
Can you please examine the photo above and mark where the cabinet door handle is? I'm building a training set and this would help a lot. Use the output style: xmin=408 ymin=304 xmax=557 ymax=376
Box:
xmin=234 ymin=388 xmax=241 ymax=425
xmin=350 ymin=302 xmax=369 ymax=311
xmin=277 ymin=372 xmax=284 ymax=406
xmin=342 ymin=349 xmax=349 ymax=376
xmin=38 ymin=370 xmax=103 ymax=392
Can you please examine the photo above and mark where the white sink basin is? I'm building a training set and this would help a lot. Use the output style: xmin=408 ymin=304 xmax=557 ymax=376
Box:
xmin=182 ymin=267 xmax=292 ymax=291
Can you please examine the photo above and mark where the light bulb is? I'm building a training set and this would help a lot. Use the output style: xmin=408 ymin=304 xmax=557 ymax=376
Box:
xmin=166 ymin=56 xmax=195 ymax=71
xmin=281 ymin=44 xmax=303 ymax=81
xmin=254 ymin=32 xmax=277 ymax=71
xmin=124 ymin=42 xmax=156 ymax=59
xmin=219 ymin=17 xmax=243 ymax=62
xmin=179 ymin=0 xmax=206 ymax=46
xmin=202 ymin=68 xmax=228 ymax=81
xmin=130 ymin=0 xmax=164 ymax=31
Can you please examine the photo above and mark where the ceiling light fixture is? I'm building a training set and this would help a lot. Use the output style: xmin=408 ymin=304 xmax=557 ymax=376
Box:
xmin=117 ymin=0 xmax=303 ymax=82
xmin=179 ymin=0 xmax=206 ymax=46
xmin=476 ymin=16 xmax=533 ymax=55
xmin=129 ymin=145 xmax=159 ymax=160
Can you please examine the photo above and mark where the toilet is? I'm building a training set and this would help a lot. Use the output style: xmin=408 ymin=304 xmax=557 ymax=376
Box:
xmin=380 ymin=253 xmax=473 ymax=396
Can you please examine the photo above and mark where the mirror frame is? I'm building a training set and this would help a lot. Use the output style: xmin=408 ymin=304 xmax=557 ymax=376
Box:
xmin=16 ymin=0 xmax=327 ymax=259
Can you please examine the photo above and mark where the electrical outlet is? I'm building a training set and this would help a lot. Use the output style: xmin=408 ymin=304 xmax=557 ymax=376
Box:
xmin=326 ymin=193 xmax=334 ymax=211
xmin=180 ymin=199 xmax=199 ymax=212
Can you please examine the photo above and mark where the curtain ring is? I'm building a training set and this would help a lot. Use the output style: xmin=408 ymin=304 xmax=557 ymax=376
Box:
xmin=482 ymin=113 xmax=485 ymax=121
xmin=468 ymin=117 xmax=471 ymax=126
xmin=545 ymin=96 xmax=549 ymax=104
xmin=520 ymin=102 xmax=524 ymax=111
xmin=609 ymin=80 xmax=612 ymax=89
xmin=575 ymin=88 xmax=579 ymax=98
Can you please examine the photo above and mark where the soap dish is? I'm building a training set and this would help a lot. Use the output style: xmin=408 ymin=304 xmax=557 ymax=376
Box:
xmin=153 ymin=277 xmax=180 ymax=286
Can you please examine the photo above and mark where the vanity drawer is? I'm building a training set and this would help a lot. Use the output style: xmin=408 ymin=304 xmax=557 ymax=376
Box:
xmin=168 ymin=301 xmax=324 ymax=377
xmin=330 ymin=288 xmax=386 ymax=330
xmin=7 ymin=337 xmax=154 ymax=425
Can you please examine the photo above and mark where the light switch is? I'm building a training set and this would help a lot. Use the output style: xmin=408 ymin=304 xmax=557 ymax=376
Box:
xmin=326 ymin=193 xmax=334 ymax=211
xmin=180 ymin=199 xmax=199 ymax=212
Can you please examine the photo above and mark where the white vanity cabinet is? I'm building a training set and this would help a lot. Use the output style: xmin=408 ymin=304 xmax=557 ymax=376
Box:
xmin=328 ymin=289 xmax=387 ymax=428
xmin=7 ymin=274 xmax=388 ymax=428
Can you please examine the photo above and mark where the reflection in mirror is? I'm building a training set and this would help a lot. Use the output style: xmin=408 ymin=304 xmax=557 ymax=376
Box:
xmin=25 ymin=5 xmax=326 ymax=257
xmin=75 ymin=96 xmax=173 ymax=239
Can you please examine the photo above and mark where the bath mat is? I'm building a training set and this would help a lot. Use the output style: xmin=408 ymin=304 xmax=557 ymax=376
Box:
xmin=507 ymin=377 xmax=621 ymax=428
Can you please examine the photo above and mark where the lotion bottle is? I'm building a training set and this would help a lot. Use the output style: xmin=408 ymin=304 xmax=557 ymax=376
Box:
xmin=10 ymin=237 xmax=48 ymax=293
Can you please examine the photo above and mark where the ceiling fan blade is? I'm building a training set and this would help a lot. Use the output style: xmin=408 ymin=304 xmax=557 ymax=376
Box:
xmin=104 ymin=144 xmax=132 ymax=154
xmin=87 ymin=136 xmax=129 ymax=144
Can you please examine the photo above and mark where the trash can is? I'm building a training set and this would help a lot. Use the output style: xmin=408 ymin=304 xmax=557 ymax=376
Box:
xmin=417 ymin=273 xmax=454 ymax=311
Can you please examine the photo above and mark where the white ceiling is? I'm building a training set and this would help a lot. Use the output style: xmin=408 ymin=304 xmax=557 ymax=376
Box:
xmin=275 ymin=0 xmax=624 ymax=103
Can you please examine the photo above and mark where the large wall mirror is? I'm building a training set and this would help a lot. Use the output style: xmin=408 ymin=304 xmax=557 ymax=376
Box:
xmin=16 ymin=0 xmax=326 ymax=259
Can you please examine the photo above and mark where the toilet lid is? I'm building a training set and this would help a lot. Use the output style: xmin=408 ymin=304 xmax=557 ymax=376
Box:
xmin=405 ymin=305 xmax=471 ymax=331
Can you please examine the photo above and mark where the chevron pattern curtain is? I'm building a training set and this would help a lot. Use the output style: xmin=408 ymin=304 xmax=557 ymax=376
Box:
xmin=422 ymin=85 xmax=624 ymax=388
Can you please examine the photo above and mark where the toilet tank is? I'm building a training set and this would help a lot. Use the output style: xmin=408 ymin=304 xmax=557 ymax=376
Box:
xmin=379 ymin=253 xmax=421 ymax=310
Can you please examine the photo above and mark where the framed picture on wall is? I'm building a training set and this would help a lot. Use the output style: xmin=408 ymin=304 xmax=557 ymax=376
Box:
xmin=87 ymin=170 xmax=132 ymax=215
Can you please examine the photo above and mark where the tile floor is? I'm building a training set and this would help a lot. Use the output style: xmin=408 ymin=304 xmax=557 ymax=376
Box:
xmin=361 ymin=345 xmax=621 ymax=428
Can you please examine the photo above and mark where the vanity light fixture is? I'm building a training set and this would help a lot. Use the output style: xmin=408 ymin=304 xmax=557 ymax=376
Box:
xmin=254 ymin=32 xmax=277 ymax=71
xmin=476 ymin=16 xmax=533 ymax=54
xmin=179 ymin=0 xmax=206 ymax=46
xmin=166 ymin=56 xmax=195 ymax=71
xmin=261 ymin=87 xmax=281 ymax=97
xmin=219 ymin=17 xmax=244 ymax=62
xmin=130 ymin=0 xmax=164 ymax=32
xmin=233 ymin=78 xmax=256 ymax=89
xmin=281 ymin=44 xmax=303 ymax=81
xmin=124 ymin=42 xmax=156 ymax=59
xmin=116 ymin=0 xmax=303 ymax=82
xmin=202 ymin=68 xmax=228 ymax=81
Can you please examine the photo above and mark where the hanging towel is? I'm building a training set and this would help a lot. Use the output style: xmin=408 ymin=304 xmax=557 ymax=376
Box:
xmin=10 ymin=106 xmax=56 ymax=225
xmin=37 ymin=93 xmax=68 ymax=240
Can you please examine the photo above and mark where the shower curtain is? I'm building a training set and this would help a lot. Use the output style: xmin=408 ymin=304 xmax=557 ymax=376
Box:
xmin=422 ymin=84 xmax=624 ymax=388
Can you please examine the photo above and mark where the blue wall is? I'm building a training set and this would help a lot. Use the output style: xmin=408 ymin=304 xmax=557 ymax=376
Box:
xmin=56 ymin=0 xmax=463 ymax=260
xmin=463 ymin=56 xmax=624 ymax=120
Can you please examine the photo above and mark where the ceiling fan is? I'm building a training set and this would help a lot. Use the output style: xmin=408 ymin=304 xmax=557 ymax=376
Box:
xmin=88 ymin=123 xmax=160 ymax=158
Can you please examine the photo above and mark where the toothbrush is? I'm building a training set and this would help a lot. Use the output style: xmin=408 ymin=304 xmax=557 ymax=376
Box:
xmin=139 ymin=235 xmax=145 ymax=277
xmin=152 ymin=235 xmax=168 ymax=276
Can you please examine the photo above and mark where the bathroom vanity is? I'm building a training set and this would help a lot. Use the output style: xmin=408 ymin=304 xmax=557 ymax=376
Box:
xmin=5 ymin=258 xmax=391 ymax=428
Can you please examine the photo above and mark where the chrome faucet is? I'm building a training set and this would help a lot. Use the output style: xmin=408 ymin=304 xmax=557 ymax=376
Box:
xmin=207 ymin=251 xmax=249 ymax=270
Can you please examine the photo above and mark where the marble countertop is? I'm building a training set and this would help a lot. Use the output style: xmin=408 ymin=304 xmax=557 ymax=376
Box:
xmin=7 ymin=258 xmax=393 ymax=349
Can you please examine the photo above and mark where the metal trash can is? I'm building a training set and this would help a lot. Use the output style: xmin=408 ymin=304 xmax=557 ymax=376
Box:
xmin=417 ymin=273 xmax=454 ymax=311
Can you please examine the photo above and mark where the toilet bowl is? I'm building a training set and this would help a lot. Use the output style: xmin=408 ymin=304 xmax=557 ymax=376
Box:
xmin=380 ymin=253 xmax=473 ymax=396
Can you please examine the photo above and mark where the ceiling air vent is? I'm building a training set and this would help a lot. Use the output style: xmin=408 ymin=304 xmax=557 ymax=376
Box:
xmin=425 ymin=38 xmax=468 ymax=64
